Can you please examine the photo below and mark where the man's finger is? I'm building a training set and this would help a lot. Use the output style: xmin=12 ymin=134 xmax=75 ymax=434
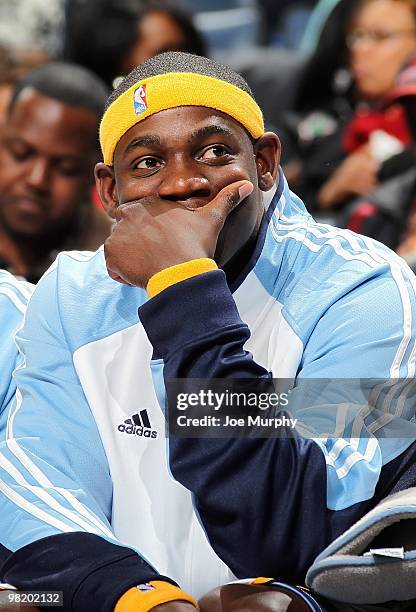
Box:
xmin=202 ymin=180 xmax=254 ymax=221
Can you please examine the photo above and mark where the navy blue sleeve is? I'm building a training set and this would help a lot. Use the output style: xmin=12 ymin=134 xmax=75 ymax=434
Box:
xmin=139 ymin=270 xmax=416 ymax=583
xmin=139 ymin=271 xmax=332 ymax=582
xmin=1 ymin=533 xmax=175 ymax=612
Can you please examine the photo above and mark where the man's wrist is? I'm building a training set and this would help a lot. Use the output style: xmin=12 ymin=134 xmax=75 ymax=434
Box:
xmin=115 ymin=581 xmax=199 ymax=611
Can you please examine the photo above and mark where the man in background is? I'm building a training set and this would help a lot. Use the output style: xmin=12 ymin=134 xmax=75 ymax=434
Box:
xmin=0 ymin=62 xmax=111 ymax=283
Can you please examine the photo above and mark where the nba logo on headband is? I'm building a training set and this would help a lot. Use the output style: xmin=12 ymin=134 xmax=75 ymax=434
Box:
xmin=133 ymin=84 xmax=147 ymax=115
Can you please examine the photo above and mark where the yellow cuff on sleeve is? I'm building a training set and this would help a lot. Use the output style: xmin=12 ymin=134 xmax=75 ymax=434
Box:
xmin=147 ymin=258 xmax=218 ymax=298
xmin=250 ymin=577 xmax=274 ymax=585
xmin=115 ymin=581 xmax=199 ymax=611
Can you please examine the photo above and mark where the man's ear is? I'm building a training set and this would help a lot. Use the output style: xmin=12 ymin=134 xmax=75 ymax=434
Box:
xmin=94 ymin=163 xmax=118 ymax=219
xmin=254 ymin=132 xmax=281 ymax=192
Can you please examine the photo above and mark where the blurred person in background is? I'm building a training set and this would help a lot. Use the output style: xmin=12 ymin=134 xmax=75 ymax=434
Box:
xmin=63 ymin=0 xmax=207 ymax=88
xmin=317 ymin=0 xmax=416 ymax=210
xmin=282 ymin=0 xmax=416 ymax=214
xmin=354 ymin=53 xmax=416 ymax=262
xmin=0 ymin=62 xmax=111 ymax=283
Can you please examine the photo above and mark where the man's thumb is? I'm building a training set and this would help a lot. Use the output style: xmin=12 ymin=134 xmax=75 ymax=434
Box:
xmin=205 ymin=180 xmax=254 ymax=219
xmin=238 ymin=181 xmax=255 ymax=200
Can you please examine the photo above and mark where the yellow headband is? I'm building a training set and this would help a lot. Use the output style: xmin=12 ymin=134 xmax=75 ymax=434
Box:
xmin=99 ymin=72 xmax=264 ymax=165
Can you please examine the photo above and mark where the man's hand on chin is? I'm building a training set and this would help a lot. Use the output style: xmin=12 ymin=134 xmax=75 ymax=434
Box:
xmin=104 ymin=181 xmax=253 ymax=288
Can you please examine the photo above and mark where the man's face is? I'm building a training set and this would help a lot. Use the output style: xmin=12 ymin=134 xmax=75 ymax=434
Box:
xmin=0 ymin=88 xmax=100 ymax=238
xmin=108 ymin=106 xmax=279 ymax=268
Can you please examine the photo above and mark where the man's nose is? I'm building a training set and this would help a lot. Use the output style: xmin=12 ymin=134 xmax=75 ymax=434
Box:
xmin=158 ymin=162 xmax=210 ymax=204
xmin=25 ymin=157 xmax=50 ymax=191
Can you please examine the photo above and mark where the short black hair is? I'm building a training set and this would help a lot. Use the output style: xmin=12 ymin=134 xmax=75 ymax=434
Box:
xmin=8 ymin=62 xmax=110 ymax=117
xmin=106 ymin=51 xmax=254 ymax=111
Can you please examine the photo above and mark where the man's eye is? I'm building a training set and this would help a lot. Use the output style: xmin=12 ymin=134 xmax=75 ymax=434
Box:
xmin=200 ymin=145 xmax=230 ymax=160
xmin=134 ymin=157 xmax=162 ymax=170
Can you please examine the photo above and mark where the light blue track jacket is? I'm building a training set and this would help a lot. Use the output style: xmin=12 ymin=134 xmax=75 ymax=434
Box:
xmin=1 ymin=173 xmax=416 ymax=611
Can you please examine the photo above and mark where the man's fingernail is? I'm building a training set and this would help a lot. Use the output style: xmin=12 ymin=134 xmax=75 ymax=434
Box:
xmin=238 ymin=183 xmax=254 ymax=199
